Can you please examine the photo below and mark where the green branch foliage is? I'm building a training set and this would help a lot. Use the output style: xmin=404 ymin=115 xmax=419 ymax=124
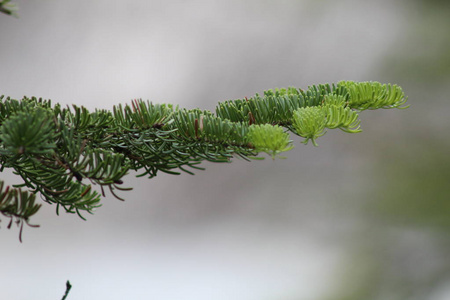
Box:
xmin=0 ymin=181 xmax=41 ymax=242
xmin=0 ymin=81 xmax=408 ymax=240
xmin=0 ymin=0 xmax=18 ymax=17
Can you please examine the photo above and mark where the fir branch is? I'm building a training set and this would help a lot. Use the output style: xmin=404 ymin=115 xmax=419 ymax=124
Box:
xmin=0 ymin=181 xmax=41 ymax=242
xmin=0 ymin=81 xmax=408 ymax=240
xmin=0 ymin=0 xmax=18 ymax=17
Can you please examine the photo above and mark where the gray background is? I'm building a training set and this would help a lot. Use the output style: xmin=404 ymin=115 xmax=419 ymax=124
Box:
xmin=1 ymin=1 xmax=449 ymax=299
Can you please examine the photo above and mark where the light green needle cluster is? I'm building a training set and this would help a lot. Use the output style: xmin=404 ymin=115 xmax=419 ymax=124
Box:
xmin=292 ymin=107 xmax=327 ymax=146
xmin=338 ymin=80 xmax=408 ymax=110
xmin=247 ymin=124 xmax=294 ymax=159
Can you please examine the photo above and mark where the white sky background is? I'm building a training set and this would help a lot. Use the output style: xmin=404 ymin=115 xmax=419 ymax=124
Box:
xmin=0 ymin=1 xmax=407 ymax=299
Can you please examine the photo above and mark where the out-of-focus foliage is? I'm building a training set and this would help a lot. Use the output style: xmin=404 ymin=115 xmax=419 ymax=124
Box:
xmin=371 ymin=143 xmax=450 ymax=231
xmin=323 ymin=143 xmax=450 ymax=300
xmin=383 ymin=0 xmax=450 ymax=83
xmin=320 ymin=1 xmax=450 ymax=299
xmin=0 ymin=0 xmax=18 ymax=17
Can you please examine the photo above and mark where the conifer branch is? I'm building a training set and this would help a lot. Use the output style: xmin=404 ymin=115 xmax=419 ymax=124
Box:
xmin=0 ymin=0 xmax=18 ymax=17
xmin=0 ymin=81 xmax=408 ymax=240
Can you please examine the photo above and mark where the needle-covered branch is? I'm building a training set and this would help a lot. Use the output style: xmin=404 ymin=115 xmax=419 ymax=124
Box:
xmin=0 ymin=0 xmax=18 ymax=17
xmin=0 ymin=81 xmax=408 ymax=240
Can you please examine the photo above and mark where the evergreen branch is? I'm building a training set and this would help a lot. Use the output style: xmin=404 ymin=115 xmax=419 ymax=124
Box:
xmin=0 ymin=0 xmax=18 ymax=17
xmin=0 ymin=180 xmax=41 ymax=242
xmin=0 ymin=81 xmax=408 ymax=240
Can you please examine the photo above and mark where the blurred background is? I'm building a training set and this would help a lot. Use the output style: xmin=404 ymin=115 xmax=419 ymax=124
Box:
xmin=1 ymin=0 xmax=449 ymax=299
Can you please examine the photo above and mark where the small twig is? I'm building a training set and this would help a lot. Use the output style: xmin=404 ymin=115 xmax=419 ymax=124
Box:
xmin=61 ymin=281 xmax=72 ymax=300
